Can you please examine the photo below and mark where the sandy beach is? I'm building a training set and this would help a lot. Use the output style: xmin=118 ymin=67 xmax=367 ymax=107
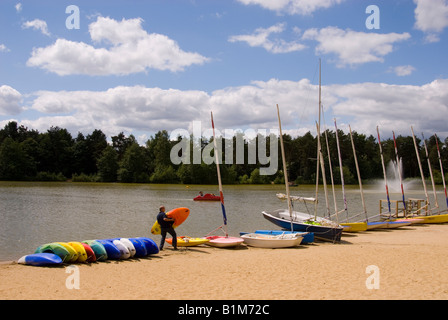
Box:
xmin=1 ymin=223 xmax=447 ymax=301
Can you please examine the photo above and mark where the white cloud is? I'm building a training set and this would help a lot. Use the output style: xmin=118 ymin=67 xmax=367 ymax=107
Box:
xmin=302 ymin=27 xmax=411 ymax=67
xmin=236 ymin=0 xmax=345 ymax=15
xmin=414 ymin=0 xmax=448 ymax=42
xmin=10 ymin=78 xmax=448 ymax=141
xmin=29 ymin=86 xmax=211 ymax=137
xmin=0 ymin=44 xmax=10 ymax=52
xmin=27 ymin=16 xmax=210 ymax=76
xmin=228 ymin=23 xmax=306 ymax=53
xmin=15 ymin=3 xmax=22 ymax=13
xmin=0 ymin=85 xmax=23 ymax=116
xmin=329 ymin=79 xmax=448 ymax=136
xmin=22 ymin=19 xmax=51 ymax=36
xmin=390 ymin=65 xmax=416 ymax=77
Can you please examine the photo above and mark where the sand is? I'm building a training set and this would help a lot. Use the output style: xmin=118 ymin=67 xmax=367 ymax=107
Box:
xmin=1 ymin=223 xmax=448 ymax=300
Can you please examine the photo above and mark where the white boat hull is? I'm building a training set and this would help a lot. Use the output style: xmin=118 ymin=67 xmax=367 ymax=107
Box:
xmin=241 ymin=233 xmax=303 ymax=248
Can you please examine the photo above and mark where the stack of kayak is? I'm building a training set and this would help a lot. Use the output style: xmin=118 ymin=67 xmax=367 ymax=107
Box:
xmin=17 ymin=237 xmax=159 ymax=266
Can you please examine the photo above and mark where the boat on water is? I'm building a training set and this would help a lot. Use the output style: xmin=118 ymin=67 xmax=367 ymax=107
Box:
xmin=193 ymin=193 xmax=221 ymax=201
xmin=241 ymin=232 xmax=303 ymax=248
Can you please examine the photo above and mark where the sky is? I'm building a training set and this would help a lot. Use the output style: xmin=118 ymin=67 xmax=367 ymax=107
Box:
xmin=0 ymin=0 xmax=447 ymax=144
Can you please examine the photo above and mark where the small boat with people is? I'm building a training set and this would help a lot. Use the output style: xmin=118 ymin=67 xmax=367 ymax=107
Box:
xmin=193 ymin=192 xmax=221 ymax=201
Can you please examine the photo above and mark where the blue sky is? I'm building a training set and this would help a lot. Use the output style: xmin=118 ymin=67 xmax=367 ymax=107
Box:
xmin=0 ymin=0 xmax=447 ymax=143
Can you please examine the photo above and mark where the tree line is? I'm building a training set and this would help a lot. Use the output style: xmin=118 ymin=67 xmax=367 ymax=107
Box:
xmin=0 ymin=121 xmax=446 ymax=185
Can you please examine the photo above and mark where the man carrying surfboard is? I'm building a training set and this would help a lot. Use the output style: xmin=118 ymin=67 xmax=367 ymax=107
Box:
xmin=157 ymin=206 xmax=178 ymax=250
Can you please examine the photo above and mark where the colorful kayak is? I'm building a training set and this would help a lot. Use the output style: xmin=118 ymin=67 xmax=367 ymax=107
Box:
xmin=151 ymin=207 xmax=190 ymax=235
xmin=135 ymin=237 xmax=159 ymax=254
xmin=68 ymin=242 xmax=88 ymax=263
xmin=35 ymin=243 xmax=71 ymax=263
xmin=128 ymin=238 xmax=147 ymax=257
xmin=82 ymin=240 xmax=108 ymax=261
xmin=80 ymin=242 xmax=96 ymax=262
xmin=193 ymin=193 xmax=221 ymax=201
xmin=166 ymin=236 xmax=210 ymax=247
xmin=18 ymin=253 xmax=63 ymax=266
xmin=112 ymin=239 xmax=130 ymax=259
xmin=96 ymin=240 xmax=122 ymax=260
xmin=56 ymin=242 xmax=78 ymax=262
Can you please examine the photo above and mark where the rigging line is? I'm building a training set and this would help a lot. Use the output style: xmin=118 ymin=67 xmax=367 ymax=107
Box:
xmin=211 ymin=111 xmax=228 ymax=237
xmin=349 ymin=125 xmax=368 ymax=222
xmin=422 ymin=132 xmax=440 ymax=214
xmin=434 ymin=134 xmax=448 ymax=209
xmin=335 ymin=119 xmax=349 ymax=222
xmin=411 ymin=126 xmax=430 ymax=213
xmin=321 ymin=105 xmax=338 ymax=219
xmin=392 ymin=131 xmax=407 ymax=216
xmin=377 ymin=126 xmax=391 ymax=218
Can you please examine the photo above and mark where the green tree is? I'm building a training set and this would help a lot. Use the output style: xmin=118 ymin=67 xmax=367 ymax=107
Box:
xmin=97 ymin=146 xmax=119 ymax=182
xmin=118 ymin=143 xmax=148 ymax=183
xmin=0 ymin=137 xmax=35 ymax=180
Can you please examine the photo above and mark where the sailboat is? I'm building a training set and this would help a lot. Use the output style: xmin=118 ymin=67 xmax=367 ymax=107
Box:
xmin=435 ymin=134 xmax=448 ymax=211
xmin=262 ymin=102 xmax=343 ymax=243
xmin=203 ymin=112 xmax=244 ymax=248
xmin=370 ymin=128 xmax=414 ymax=228
xmin=405 ymin=128 xmax=448 ymax=224
xmin=333 ymin=121 xmax=368 ymax=232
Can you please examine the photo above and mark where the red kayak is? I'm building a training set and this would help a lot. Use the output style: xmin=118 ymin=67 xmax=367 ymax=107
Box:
xmin=193 ymin=193 xmax=221 ymax=201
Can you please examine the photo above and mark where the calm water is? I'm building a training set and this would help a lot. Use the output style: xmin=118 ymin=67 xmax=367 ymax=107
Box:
xmin=1 ymin=180 xmax=446 ymax=261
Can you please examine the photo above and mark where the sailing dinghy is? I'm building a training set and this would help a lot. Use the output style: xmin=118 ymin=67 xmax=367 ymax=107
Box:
xmin=241 ymin=232 xmax=303 ymax=248
xmin=203 ymin=112 xmax=244 ymax=248
xmin=262 ymin=103 xmax=343 ymax=243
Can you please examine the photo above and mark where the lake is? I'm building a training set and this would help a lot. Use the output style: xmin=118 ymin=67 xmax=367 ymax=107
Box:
xmin=1 ymin=180 xmax=446 ymax=261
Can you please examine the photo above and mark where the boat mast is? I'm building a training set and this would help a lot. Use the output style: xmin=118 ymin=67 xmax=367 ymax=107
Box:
xmin=377 ymin=126 xmax=391 ymax=218
xmin=392 ymin=131 xmax=407 ymax=216
xmin=335 ymin=119 xmax=349 ymax=222
xmin=315 ymin=59 xmax=331 ymax=220
xmin=411 ymin=126 xmax=430 ymax=215
xmin=422 ymin=133 xmax=440 ymax=214
xmin=211 ymin=111 xmax=228 ymax=237
xmin=324 ymin=125 xmax=338 ymax=219
xmin=314 ymin=59 xmax=322 ymax=218
xmin=434 ymin=134 xmax=448 ymax=209
xmin=349 ymin=125 xmax=368 ymax=222
xmin=276 ymin=104 xmax=294 ymax=231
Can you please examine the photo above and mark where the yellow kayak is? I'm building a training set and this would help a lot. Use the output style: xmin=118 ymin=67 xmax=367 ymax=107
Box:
xmin=57 ymin=242 xmax=78 ymax=263
xmin=165 ymin=236 xmax=210 ymax=247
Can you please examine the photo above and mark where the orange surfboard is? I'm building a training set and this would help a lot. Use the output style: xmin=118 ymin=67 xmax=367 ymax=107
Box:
xmin=151 ymin=207 xmax=190 ymax=235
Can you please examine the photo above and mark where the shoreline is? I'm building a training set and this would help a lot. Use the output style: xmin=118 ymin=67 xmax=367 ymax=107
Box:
xmin=1 ymin=223 xmax=448 ymax=300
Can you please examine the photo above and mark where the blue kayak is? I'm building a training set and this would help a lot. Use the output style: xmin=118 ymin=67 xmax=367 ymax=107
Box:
xmin=96 ymin=239 xmax=122 ymax=260
xmin=128 ymin=238 xmax=148 ymax=257
xmin=135 ymin=237 xmax=159 ymax=254
xmin=18 ymin=253 xmax=63 ymax=266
